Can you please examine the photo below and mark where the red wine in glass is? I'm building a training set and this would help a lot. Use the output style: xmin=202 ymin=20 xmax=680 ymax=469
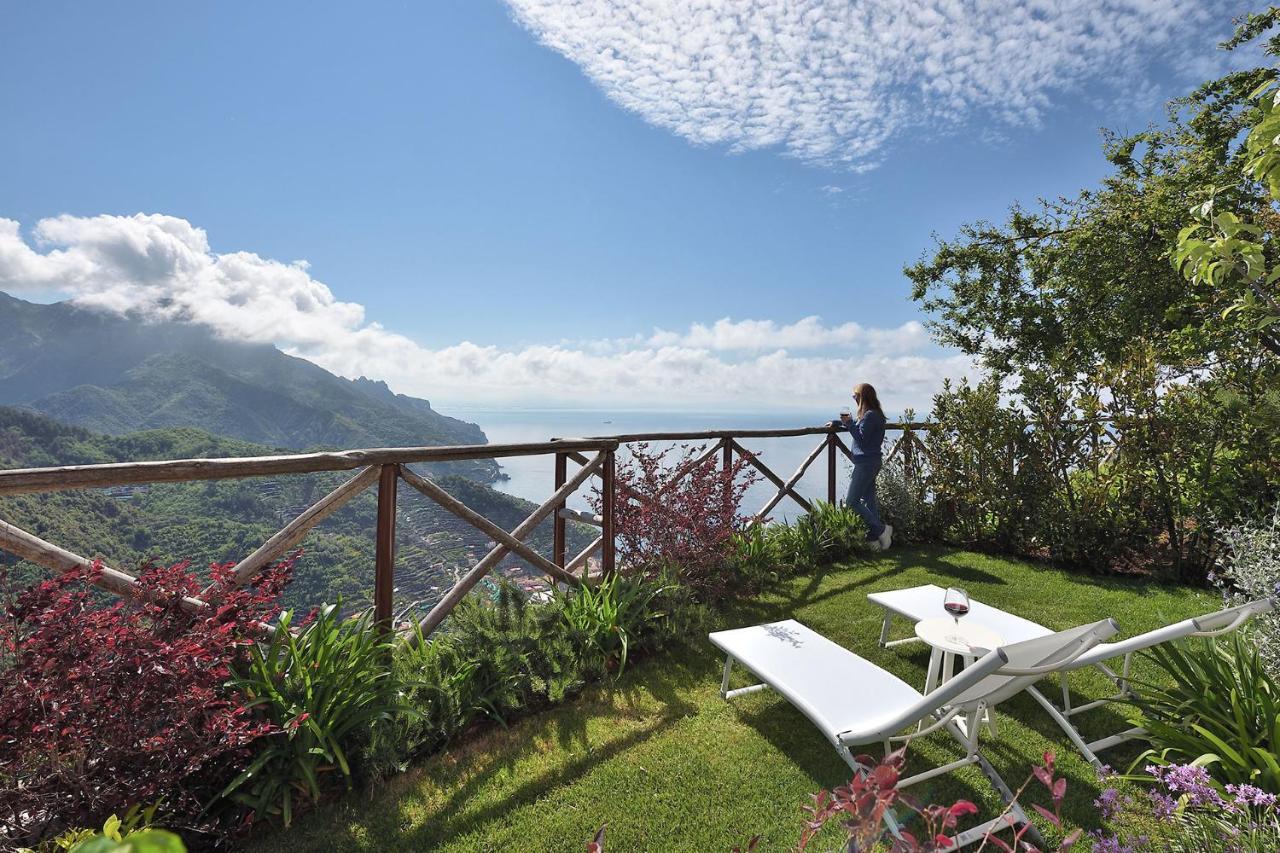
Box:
xmin=943 ymin=587 xmax=970 ymax=643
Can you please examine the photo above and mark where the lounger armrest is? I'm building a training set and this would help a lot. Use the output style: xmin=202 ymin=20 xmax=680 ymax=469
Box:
xmin=998 ymin=619 xmax=1118 ymax=676
xmin=1192 ymin=597 xmax=1277 ymax=638
xmin=838 ymin=647 xmax=1008 ymax=745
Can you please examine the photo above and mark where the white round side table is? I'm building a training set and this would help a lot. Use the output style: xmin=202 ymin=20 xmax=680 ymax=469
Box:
xmin=914 ymin=616 xmax=1004 ymax=734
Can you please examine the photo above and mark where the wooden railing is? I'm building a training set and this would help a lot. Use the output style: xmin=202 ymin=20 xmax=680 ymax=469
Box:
xmin=0 ymin=425 xmax=929 ymax=642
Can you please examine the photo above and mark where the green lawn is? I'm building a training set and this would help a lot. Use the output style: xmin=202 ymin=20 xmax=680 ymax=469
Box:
xmin=254 ymin=546 xmax=1214 ymax=852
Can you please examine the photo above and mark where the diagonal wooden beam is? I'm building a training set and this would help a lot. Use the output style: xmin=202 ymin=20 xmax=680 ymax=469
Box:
xmin=206 ymin=464 xmax=382 ymax=596
xmin=566 ymin=535 xmax=603 ymax=576
xmin=399 ymin=466 xmax=580 ymax=588
xmin=751 ymin=436 xmax=827 ymax=524
xmin=730 ymin=438 xmax=812 ymax=514
xmin=0 ymin=517 xmax=276 ymax=636
xmin=412 ymin=451 xmax=604 ymax=641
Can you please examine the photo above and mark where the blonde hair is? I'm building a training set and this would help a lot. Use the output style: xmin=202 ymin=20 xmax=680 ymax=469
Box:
xmin=853 ymin=383 xmax=883 ymax=419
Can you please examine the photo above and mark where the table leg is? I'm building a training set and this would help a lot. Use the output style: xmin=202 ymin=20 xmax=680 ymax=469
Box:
xmin=920 ymin=647 xmax=942 ymax=732
xmin=961 ymin=653 xmax=994 ymax=734
xmin=924 ymin=647 xmax=941 ymax=693
xmin=941 ymin=651 xmax=955 ymax=684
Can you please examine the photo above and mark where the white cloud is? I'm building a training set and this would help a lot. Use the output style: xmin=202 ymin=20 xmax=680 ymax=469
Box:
xmin=0 ymin=213 xmax=974 ymax=413
xmin=646 ymin=316 xmax=928 ymax=354
xmin=504 ymin=0 xmax=1240 ymax=168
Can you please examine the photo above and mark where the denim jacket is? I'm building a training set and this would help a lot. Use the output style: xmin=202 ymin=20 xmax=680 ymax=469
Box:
xmin=831 ymin=409 xmax=885 ymax=460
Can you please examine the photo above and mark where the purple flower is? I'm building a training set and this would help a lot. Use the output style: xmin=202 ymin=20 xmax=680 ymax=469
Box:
xmin=1148 ymin=790 xmax=1178 ymax=818
xmin=1095 ymin=787 xmax=1123 ymax=819
xmin=1150 ymin=763 xmax=1225 ymax=807
xmin=1226 ymin=783 xmax=1279 ymax=809
xmin=1089 ymin=831 xmax=1147 ymax=853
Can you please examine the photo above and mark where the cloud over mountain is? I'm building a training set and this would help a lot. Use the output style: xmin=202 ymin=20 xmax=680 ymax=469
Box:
xmin=505 ymin=0 xmax=1231 ymax=168
xmin=0 ymin=213 xmax=971 ymax=411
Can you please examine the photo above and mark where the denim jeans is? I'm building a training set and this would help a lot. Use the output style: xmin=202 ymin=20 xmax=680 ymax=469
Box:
xmin=845 ymin=456 xmax=885 ymax=540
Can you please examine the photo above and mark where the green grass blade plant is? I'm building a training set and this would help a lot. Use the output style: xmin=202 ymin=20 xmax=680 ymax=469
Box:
xmin=219 ymin=602 xmax=411 ymax=825
xmin=1129 ymin=634 xmax=1280 ymax=791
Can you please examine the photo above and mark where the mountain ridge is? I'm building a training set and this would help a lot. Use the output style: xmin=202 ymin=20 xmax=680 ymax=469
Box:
xmin=0 ymin=291 xmax=499 ymax=480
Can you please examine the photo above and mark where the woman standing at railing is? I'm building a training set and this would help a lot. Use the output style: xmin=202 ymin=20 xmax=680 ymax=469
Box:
xmin=830 ymin=383 xmax=892 ymax=551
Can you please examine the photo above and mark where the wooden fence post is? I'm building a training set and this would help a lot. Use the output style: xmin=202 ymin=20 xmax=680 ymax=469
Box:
xmin=553 ymin=452 xmax=567 ymax=569
xmin=827 ymin=433 xmax=837 ymax=504
xmin=374 ymin=463 xmax=398 ymax=634
xmin=902 ymin=430 xmax=915 ymax=487
xmin=601 ymin=449 xmax=616 ymax=578
xmin=721 ymin=437 xmax=734 ymax=519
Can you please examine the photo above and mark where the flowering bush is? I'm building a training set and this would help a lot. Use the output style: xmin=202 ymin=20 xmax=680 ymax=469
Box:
xmin=595 ymin=442 xmax=760 ymax=602
xmin=1093 ymin=763 xmax=1280 ymax=852
xmin=1213 ymin=505 xmax=1280 ymax=678
xmin=0 ymin=558 xmax=293 ymax=848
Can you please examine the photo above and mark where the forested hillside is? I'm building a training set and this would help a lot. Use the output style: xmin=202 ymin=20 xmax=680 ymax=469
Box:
xmin=0 ymin=408 xmax=594 ymax=615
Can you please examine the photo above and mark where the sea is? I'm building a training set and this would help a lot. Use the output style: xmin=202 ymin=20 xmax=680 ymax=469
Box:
xmin=448 ymin=407 xmax=862 ymax=522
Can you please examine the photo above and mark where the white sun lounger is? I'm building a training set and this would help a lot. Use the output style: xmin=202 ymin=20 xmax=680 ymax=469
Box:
xmin=710 ymin=616 xmax=1118 ymax=847
xmin=868 ymin=584 xmax=1276 ymax=767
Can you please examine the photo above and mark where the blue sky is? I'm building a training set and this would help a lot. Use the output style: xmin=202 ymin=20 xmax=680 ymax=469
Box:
xmin=0 ymin=1 xmax=1256 ymax=410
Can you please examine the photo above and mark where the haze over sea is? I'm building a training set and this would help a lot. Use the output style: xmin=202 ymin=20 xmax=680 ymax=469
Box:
xmin=456 ymin=407 xmax=888 ymax=521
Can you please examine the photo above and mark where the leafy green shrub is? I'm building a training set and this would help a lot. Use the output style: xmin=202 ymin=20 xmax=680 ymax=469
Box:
xmin=1131 ymin=634 xmax=1280 ymax=791
xmin=221 ymin=603 xmax=409 ymax=826
xmin=726 ymin=524 xmax=780 ymax=590
xmin=369 ymin=578 xmax=700 ymax=780
xmin=1213 ymin=506 xmax=1280 ymax=678
xmin=876 ymin=454 xmax=928 ymax=544
xmin=768 ymin=501 xmax=869 ymax=572
xmin=559 ymin=574 xmax=670 ymax=676
xmin=376 ymin=581 xmax=589 ymax=772
xmin=69 ymin=831 xmax=185 ymax=853
xmin=18 ymin=807 xmax=165 ymax=853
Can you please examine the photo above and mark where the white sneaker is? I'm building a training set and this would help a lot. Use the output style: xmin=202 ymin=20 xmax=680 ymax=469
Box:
xmin=877 ymin=525 xmax=893 ymax=550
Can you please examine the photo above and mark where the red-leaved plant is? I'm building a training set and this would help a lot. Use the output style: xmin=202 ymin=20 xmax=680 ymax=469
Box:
xmin=592 ymin=442 xmax=760 ymax=602
xmin=800 ymin=749 xmax=1081 ymax=852
xmin=800 ymin=748 xmax=978 ymax=852
xmin=0 ymin=557 xmax=294 ymax=848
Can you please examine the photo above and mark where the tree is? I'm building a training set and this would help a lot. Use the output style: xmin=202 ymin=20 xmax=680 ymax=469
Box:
xmin=904 ymin=8 xmax=1280 ymax=575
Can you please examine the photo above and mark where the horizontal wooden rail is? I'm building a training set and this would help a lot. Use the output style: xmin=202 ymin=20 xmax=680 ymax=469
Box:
xmin=0 ymin=438 xmax=620 ymax=496
xmin=574 ymin=423 xmax=933 ymax=443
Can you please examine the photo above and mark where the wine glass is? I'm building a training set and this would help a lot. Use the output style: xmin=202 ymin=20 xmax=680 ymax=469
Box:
xmin=942 ymin=587 xmax=970 ymax=644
